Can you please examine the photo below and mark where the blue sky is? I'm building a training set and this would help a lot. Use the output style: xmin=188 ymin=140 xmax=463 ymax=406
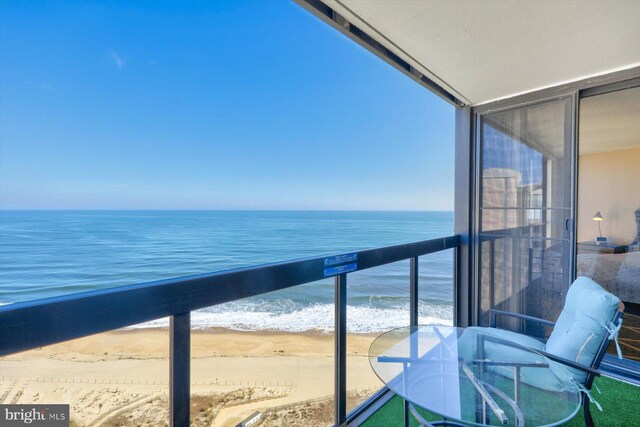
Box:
xmin=0 ymin=1 xmax=454 ymax=210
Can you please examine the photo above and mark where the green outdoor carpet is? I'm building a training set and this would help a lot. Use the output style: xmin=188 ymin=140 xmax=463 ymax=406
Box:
xmin=361 ymin=376 xmax=639 ymax=427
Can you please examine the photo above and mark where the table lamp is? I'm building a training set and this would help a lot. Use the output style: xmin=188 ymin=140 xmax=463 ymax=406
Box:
xmin=593 ymin=211 xmax=606 ymax=244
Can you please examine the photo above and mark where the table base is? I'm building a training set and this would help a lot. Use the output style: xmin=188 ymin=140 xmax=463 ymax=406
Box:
xmin=406 ymin=379 xmax=524 ymax=427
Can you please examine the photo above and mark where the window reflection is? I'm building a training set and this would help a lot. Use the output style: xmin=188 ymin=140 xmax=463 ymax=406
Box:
xmin=478 ymin=98 xmax=572 ymax=337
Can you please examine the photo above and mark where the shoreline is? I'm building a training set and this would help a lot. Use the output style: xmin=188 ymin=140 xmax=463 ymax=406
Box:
xmin=1 ymin=328 xmax=384 ymax=426
xmin=5 ymin=327 xmax=380 ymax=360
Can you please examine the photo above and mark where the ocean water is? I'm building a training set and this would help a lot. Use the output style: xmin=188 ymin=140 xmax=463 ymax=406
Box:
xmin=0 ymin=210 xmax=454 ymax=333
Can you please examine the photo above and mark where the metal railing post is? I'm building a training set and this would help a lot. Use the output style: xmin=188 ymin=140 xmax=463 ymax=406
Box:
xmin=335 ymin=273 xmax=347 ymax=426
xmin=453 ymin=244 xmax=459 ymax=327
xmin=409 ymin=257 xmax=419 ymax=327
xmin=170 ymin=312 xmax=190 ymax=427
xmin=405 ymin=257 xmax=419 ymax=427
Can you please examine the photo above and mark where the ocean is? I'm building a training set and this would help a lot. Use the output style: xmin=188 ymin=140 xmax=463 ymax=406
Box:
xmin=0 ymin=210 xmax=454 ymax=333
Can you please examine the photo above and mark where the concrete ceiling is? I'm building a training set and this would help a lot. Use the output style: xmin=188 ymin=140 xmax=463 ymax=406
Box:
xmin=579 ymin=87 xmax=640 ymax=155
xmin=317 ymin=0 xmax=640 ymax=106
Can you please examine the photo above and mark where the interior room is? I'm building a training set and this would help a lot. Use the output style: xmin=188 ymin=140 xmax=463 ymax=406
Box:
xmin=577 ymin=86 xmax=640 ymax=361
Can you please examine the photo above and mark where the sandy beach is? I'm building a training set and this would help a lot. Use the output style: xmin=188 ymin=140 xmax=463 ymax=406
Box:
xmin=0 ymin=328 xmax=384 ymax=426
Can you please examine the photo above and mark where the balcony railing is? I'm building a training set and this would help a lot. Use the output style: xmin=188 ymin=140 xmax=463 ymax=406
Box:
xmin=0 ymin=234 xmax=460 ymax=426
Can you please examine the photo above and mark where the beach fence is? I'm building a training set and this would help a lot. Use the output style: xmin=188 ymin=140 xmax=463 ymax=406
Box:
xmin=1 ymin=376 xmax=292 ymax=387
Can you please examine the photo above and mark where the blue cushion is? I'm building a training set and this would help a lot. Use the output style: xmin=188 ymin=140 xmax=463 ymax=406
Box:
xmin=545 ymin=276 xmax=620 ymax=384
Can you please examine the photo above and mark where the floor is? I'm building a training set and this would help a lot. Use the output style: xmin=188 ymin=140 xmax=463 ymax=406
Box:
xmin=360 ymin=376 xmax=640 ymax=427
xmin=615 ymin=311 xmax=640 ymax=362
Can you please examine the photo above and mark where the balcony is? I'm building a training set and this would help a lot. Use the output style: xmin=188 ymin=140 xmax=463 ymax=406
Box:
xmin=2 ymin=1 xmax=640 ymax=425
xmin=0 ymin=235 xmax=459 ymax=426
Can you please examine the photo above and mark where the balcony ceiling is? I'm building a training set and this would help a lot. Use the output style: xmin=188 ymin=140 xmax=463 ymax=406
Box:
xmin=315 ymin=0 xmax=640 ymax=106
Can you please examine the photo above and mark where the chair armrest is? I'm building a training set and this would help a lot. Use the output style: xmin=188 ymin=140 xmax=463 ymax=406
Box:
xmin=377 ymin=356 xmax=548 ymax=369
xmin=477 ymin=333 xmax=600 ymax=379
xmin=490 ymin=309 xmax=556 ymax=328
xmin=537 ymin=350 xmax=601 ymax=377
xmin=478 ymin=330 xmax=544 ymax=352
xmin=465 ymin=359 xmax=549 ymax=369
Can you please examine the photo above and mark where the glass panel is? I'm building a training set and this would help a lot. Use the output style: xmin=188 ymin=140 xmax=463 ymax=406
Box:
xmin=191 ymin=281 xmax=335 ymax=427
xmin=577 ymin=86 xmax=640 ymax=364
xmin=346 ymin=252 xmax=456 ymax=415
xmin=418 ymin=250 xmax=454 ymax=326
xmin=478 ymin=97 xmax=573 ymax=330
xmin=346 ymin=262 xmax=408 ymax=415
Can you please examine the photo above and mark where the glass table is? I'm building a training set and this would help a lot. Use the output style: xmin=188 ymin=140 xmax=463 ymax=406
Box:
xmin=369 ymin=326 xmax=582 ymax=427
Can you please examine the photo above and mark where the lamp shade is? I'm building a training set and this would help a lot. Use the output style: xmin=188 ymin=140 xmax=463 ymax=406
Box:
xmin=593 ymin=211 xmax=604 ymax=221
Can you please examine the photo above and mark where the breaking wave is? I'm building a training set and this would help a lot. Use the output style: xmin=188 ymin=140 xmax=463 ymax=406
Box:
xmin=131 ymin=301 xmax=453 ymax=333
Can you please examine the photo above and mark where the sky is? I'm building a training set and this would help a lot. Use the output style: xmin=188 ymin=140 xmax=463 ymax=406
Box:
xmin=0 ymin=1 xmax=455 ymax=211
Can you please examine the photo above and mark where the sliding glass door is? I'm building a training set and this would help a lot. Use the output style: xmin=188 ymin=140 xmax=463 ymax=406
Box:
xmin=577 ymin=85 xmax=640 ymax=367
xmin=476 ymin=97 xmax=574 ymax=337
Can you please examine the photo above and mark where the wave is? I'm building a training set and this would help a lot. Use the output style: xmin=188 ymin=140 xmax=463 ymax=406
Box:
xmin=129 ymin=302 xmax=453 ymax=333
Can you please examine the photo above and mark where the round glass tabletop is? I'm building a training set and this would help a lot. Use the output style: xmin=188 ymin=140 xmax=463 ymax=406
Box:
xmin=369 ymin=326 xmax=582 ymax=427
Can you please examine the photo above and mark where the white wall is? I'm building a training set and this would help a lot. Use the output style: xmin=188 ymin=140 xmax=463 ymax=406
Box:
xmin=577 ymin=147 xmax=640 ymax=244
